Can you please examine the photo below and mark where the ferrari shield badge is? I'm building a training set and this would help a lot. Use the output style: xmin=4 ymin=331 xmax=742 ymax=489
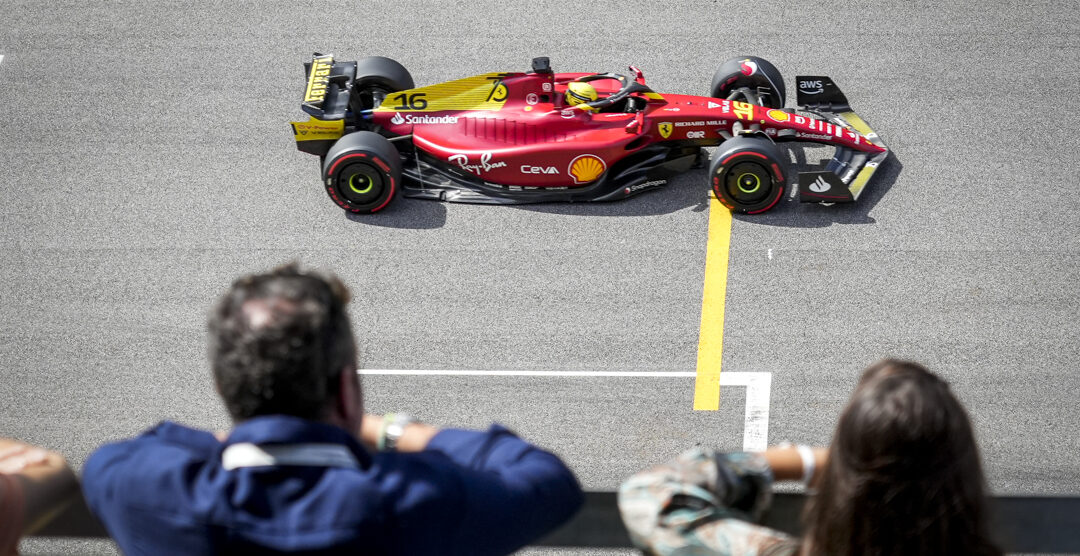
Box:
xmin=658 ymin=122 xmax=673 ymax=139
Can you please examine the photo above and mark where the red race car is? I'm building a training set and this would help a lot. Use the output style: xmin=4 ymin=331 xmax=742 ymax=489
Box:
xmin=290 ymin=55 xmax=887 ymax=214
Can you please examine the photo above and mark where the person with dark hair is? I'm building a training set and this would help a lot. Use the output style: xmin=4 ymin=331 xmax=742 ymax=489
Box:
xmin=81 ymin=263 xmax=583 ymax=555
xmin=618 ymin=360 xmax=1002 ymax=556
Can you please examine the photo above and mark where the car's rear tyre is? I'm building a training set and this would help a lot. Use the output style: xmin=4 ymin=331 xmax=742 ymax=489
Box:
xmin=710 ymin=135 xmax=787 ymax=214
xmin=353 ymin=56 xmax=415 ymax=110
xmin=710 ymin=56 xmax=786 ymax=108
xmin=322 ymin=131 xmax=402 ymax=213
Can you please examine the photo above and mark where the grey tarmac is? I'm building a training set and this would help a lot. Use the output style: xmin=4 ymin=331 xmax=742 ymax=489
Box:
xmin=1 ymin=0 xmax=1078 ymax=553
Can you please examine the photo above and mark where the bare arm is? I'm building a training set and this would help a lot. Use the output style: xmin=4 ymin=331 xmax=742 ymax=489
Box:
xmin=762 ymin=445 xmax=829 ymax=486
xmin=0 ymin=439 xmax=80 ymax=535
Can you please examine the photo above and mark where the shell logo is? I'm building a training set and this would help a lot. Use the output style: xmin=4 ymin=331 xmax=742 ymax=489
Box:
xmin=568 ymin=154 xmax=606 ymax=184
xmin=766 ymin=109 xmax=789 ymax=122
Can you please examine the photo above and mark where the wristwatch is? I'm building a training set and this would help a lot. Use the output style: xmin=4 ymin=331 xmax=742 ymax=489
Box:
xmin=380 ymin=413 xmax=417 ymax=452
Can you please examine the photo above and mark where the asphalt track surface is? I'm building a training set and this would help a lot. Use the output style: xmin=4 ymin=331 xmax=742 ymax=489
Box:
xmin=2 ymin=0 xmax=1079 ymax=553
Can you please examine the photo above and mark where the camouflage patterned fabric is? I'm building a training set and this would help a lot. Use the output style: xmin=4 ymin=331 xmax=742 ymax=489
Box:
xmin=618 ymin=449 xmax=800 ymax=556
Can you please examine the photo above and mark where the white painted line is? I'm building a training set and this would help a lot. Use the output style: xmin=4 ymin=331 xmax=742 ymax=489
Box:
xmin=360 ymin=369 xmax=771 ymax=452
xmin=740 ymin=372 xmax=771 ymax=452
xmin=361 ymin=369 xmax=696 ymax=377
xmin=0 ymin=55 xmax=5 ymax=66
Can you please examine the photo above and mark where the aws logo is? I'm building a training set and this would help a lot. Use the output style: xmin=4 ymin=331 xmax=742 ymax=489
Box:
xmin=799 ymin=79 xmax=824 ymax=95
xmin=568 ymin=154 xmax=606 ymax=184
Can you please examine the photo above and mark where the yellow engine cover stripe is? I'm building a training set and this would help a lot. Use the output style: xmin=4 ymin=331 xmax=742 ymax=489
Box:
xmin=374 ymin=73 xmax=512 ymax=113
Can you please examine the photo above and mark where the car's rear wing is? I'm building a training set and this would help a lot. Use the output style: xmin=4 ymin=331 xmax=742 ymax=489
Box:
xmin=291 ymin=53 xmax=355 ymax=156
xmin=794 ymin=76 xmax=888 ymax=204
xmin=300 ymin=53 xmax=356 ymax=119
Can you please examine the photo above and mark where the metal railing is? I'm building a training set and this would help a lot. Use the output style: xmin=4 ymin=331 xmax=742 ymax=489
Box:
xmin=537 ymin=492 xmax=1080 ymax=553
xmin=35 ymin=491 xmax=1080 ymax=553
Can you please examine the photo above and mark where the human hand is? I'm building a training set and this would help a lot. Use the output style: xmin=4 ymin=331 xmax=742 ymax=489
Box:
xmin=0 ymin=442 xmax=51 ymax=473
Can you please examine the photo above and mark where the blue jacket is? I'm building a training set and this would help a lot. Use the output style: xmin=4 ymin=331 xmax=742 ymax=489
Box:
xmin=82 ymin=416 xmax=583 ymax=555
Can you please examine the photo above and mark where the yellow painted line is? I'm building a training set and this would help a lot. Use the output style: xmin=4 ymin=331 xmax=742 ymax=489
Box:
xmin=693 ymin=193 xmax=733 ymax=410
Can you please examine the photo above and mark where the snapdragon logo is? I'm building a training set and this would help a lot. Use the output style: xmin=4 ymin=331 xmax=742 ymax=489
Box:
xmin=624 ymin=179 xmax=667 ymax=195
xmin=390 ymin=112 xmax=458 ymax=125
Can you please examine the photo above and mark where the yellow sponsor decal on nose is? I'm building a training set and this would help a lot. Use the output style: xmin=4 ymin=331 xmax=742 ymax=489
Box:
xmin=732 ymin=101 xmax=755 ymax=121
xmin=766 ymin=109 xmax=789 ymax=122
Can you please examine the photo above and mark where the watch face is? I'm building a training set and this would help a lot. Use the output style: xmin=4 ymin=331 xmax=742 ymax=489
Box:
xmin=383 ymin=414 xmax=415 ymax=451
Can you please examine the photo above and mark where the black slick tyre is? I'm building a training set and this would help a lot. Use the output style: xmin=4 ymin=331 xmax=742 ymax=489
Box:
xmin=710 ymin=56 xmax=786 ymax=108
xmin=710 ymin=135 xmax=786 ymax=214
xmin=353 ymin=56 xmax=415 ymax=110
xmin=322 ymin=131 xmax=402 ymax=214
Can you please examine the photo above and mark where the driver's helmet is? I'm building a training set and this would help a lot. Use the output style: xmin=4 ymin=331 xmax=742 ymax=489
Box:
xmin=565 ymin=81 xmax=599 ymax=111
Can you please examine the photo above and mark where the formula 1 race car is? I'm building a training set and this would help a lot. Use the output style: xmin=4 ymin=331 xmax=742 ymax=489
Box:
xmin=290 ymin=54 xmax=887 ymax=214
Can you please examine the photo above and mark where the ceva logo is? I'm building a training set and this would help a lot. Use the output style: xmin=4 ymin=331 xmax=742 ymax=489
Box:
xmin=521 ymin=165 xmax=558 ymax=174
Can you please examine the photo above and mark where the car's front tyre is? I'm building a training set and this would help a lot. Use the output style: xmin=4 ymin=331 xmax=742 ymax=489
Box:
xmin=710 ymin=56 xmax=786 ymax=108
xmin=710 ymin=135 xmax=786 ymax=214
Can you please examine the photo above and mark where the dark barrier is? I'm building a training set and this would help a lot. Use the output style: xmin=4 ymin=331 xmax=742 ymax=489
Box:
xmin=34 ymin=491 xmax=1080 ymax=553
xmin=537 ymin=491 xmax=1080 ymax=554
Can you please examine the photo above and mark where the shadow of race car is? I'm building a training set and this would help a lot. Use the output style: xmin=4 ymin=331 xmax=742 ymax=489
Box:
xmin=290 ymin=55 xmax=887 ymax=215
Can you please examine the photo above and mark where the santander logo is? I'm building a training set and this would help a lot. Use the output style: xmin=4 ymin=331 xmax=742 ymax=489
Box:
xmin=389 ymin=112 xmax=458 ymax=125
xmin=808 ymin=175 xmax=831 ymax=193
